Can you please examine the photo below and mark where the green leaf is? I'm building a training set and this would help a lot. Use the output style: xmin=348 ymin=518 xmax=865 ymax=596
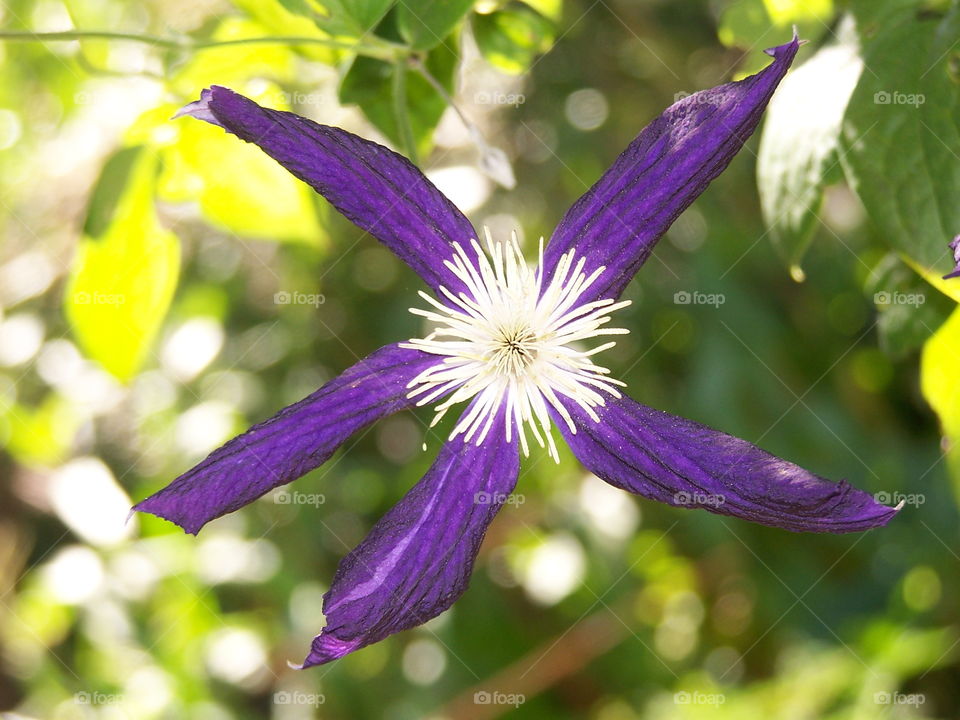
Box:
xmin=83 ymin=145 xmax=142 ymax=238
xmin=757 ymin=17 xmax=862 ymax=275
xmin=473 ymin=2 xmax=555 ymax=75
xmin=65 ymin=148 xmax=180 ymax=382
xmin=397 ymin=0 xmax=475 ymax=50
xmin=340 ymin=40 xmax=457 ymax=156
xmin=866 ymin=253 xmax=955 ymax=358
xmin=839 ymin=3 xmax=960 ymax=276
xmin=313 ymin=0 xmax=395 ymax=37
xmin=921 ymin=306 xmax=960 ymax=487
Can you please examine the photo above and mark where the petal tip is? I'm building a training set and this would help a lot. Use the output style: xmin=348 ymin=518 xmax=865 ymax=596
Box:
xmin=300 ymin=634 xmax=362 ymax=669
xmin=764 ymin=30 xmax=802 ymax=59
xmin=173 ymin=87 xmax=223 ymax=127
xmin=945 ymin=234 xmax=960 ymax=278
xmin=132 ymin=498 xmax=203 ymax=536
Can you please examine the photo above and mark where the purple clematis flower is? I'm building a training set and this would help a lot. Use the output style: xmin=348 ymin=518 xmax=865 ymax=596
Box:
xmin=945 ymin=235 xmax=960 ymax=279
xmin=135 ymin=35 xmax=899 ymax=668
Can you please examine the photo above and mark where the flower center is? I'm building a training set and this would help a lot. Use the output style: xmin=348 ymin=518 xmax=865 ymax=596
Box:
xmin=401 ymin=229 xmax=630 ymax=462
xmin=492 ymin=324 xmax=538 ymax=373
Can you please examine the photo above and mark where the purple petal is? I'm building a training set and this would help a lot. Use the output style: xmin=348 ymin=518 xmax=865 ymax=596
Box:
xmin=134 ymin=344 xmax=443 ymax=535
xmin=555 ymin=394 xmax=899 ymax=533
xmin=944 ymin=234 xmax=960 ymax=279
xmin=178 ymin=86 xmax=477 ymax=295
xmin=301 ymin=422 xmax=519 ymax=667
xmin=543 ymin=35 xmax=800 ymax=304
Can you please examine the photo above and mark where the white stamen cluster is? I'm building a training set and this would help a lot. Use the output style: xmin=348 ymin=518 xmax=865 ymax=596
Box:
xmin=401 ymin=229 xmax=631 ymax=462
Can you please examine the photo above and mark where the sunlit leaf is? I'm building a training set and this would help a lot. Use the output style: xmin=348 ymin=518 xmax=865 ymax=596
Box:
xmin=762 ymin=0 xmax=833 ymax=25
xmin=397 ymin=0 xmax=475 ymax=50
xmin=519 ymin=0 xmax=562 ymax=22
xmin=167 ymin=17 xmax=299 ymax=91
xmin=718 ymin=0 xmax=834 ymax=76
xmin=228 ymin=2 xmax=340 ymax=63
xmin=157 ymin=90 xmax=325 ymax=245
xmin=474 ymin=2 xmax=555 ymax=75
xmin=903 ymin=255 xmax=960 ymax=304
xmin=66 ymin=148 xmax=180 ymax=382
xmin=921 ymin=306 xmax=960 ymax=487
xmin=757 ymin=17 xmax=861 ymax=273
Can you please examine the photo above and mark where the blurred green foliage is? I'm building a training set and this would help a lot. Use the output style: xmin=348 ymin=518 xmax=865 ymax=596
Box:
xmin=0 ymin=0 xmax=958 ymax=719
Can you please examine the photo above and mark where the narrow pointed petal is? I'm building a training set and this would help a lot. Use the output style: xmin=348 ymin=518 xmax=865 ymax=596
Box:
xmin=301 ymin=420 xmax=519 ymax=667
xmin=543 ymin=35 xmax=800 ymax=303
xmin=134 ymin=344 xmax=443 ymax=534
xmin=555 ymin=395 xmax=898 ymax=533
xmin=179 ymin=86 xmax=477 ymax=295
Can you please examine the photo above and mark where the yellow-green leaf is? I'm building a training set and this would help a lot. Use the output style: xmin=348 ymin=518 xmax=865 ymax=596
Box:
xmin=65 ymin=148 xmax=180 ymax=382
xmin=921 ymin=306 xmax=960 ymax=487
xmin=158 ymin=90 xmax=325 ymax=245
xmin=762 ymin=0 xmax=833 ymax=25
xmin=520 ymin=0 xmax=562 ymax=22
xmin=903 ymin=255 xmax=960 ymax=305
xmin=718 ymin=0 xmax=834 ymax=77
xmin=167 ymin=18 xmax=299 ymax=94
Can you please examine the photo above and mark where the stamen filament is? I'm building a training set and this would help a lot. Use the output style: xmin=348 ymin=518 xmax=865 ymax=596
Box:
xmin=400 ymin=228 xmax=630 ymax=463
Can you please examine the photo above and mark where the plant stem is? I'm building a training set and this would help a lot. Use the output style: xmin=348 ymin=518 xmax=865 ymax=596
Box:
xmin=0 ymin=30 xmax=406 ymax=61
xmin=392 ymin=60 xmax=419 ymax=165
xmin=410 ymin=54 xmax=473 ymax=133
